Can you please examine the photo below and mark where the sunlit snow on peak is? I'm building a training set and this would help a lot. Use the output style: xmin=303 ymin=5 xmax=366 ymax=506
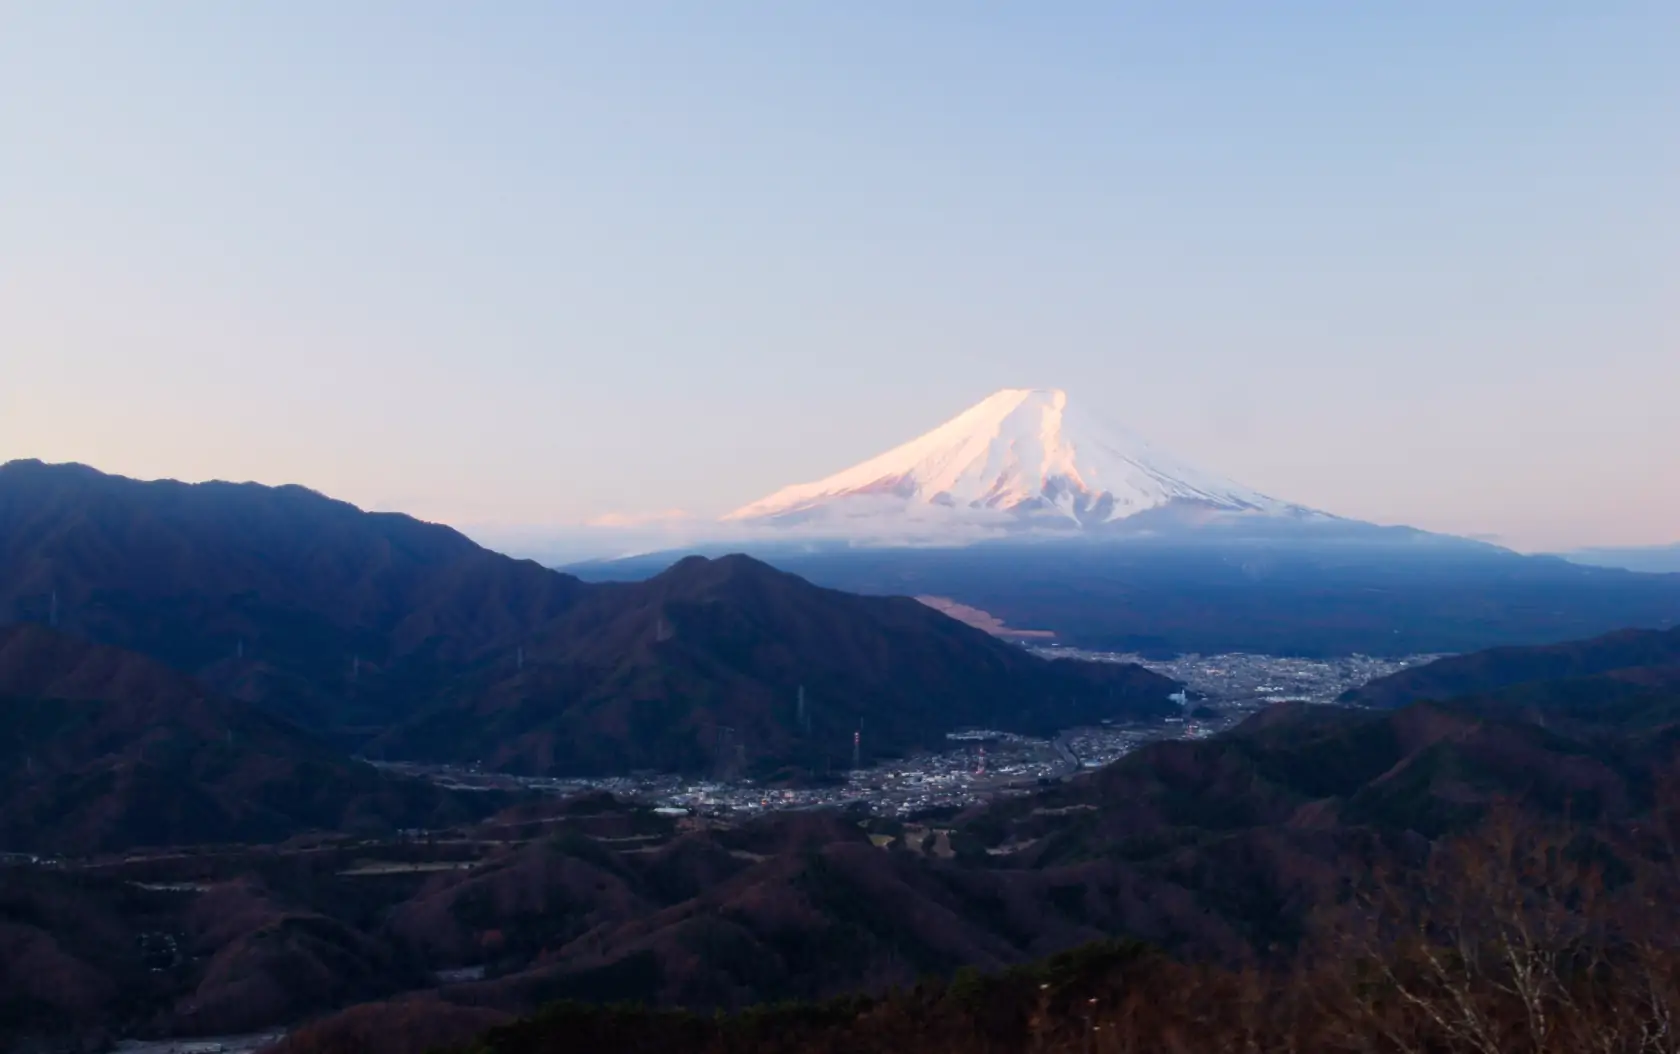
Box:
xmin=726 ymin=388 xmax=1311 ymax=534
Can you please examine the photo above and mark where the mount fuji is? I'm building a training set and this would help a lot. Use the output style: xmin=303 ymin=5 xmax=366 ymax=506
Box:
xmin=725 ymin=388 xmax=1325 ymax=542
xmin=553 ymin=389 xmax=1680 ymax=657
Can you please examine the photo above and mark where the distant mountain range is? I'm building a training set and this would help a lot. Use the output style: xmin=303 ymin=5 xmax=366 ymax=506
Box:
xmin=573 ymin=541 xmax=1680 ymax=657
xmin=1561 ymin=543 xmax=1680 ymax=574
xmin=0 ymin=459 xmax=1176 ymax=780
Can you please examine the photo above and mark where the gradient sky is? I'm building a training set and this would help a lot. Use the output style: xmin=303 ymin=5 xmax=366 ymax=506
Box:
xmin=3 ymin=3 xmax=1676 ymax=551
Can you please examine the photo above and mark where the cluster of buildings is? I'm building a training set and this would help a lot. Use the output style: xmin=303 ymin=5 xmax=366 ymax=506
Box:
xmin=1035 ymin=647 xmax=1440 ymax=706
xmin=377 ymin=651 xmax=1439 ymax=821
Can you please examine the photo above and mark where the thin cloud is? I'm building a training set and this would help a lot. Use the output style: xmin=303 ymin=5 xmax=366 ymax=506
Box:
xmin=583 ymin=509 xmax=695 ymax=528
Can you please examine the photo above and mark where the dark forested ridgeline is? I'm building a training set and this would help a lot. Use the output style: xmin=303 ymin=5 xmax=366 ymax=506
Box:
xmin=574 ymin=539 xmax=1680 ymax=657
xmin=276 ymin=804 xmax=1680 ymax=1054
xmin=0 ymin=460 xmax=1176 ymax=776
xmin=269 ymin=634 xmax=1680 ymax=1054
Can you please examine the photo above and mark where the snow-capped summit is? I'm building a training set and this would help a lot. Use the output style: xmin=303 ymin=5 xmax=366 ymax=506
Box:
xmin=726 ymin=388 xmax=1316 ymax=538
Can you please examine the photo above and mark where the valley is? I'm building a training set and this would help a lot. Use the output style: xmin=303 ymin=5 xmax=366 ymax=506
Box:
xmin=3 ymin=460 xmax=1678 ymax=1054
xmin=375 ymin=650 xmax=1437 ymax=820
xmin=1039 ymin=648 xmax=1439 ymax=706
xmin=12 ymin=12 xmax=1677 ymax=1050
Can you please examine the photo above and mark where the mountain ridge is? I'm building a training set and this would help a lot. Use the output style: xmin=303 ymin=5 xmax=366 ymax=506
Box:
xmin=10 ymin=621 xmax=1680 ymax=1051
xmin=0 ymin=457 xmax=587 ymax=731
xmin=371 ymin=552 xmax=1180 ymax=775
xmin=1 ymin=460 xmax=1177 ymax=777
xmin=1341 ymin=624 xmax=1680 ymax=710
xmin=571 ymin=540 xmax=1680 ymax=657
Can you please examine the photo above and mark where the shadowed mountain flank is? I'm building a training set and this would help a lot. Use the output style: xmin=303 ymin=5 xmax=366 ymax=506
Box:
xmin=373 ymin=553 xmax=1178 ymax=775
xmin=1 ymin=461 xmax=1176 ymax=776
xmin=0 ymin=626 xmax=495 ymax=855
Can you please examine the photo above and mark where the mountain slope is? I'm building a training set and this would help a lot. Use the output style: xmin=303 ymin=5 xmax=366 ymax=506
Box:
xmin=725 ymin=388 xmax=1312 ymax=537
xmin=973 ymin=698 xmax=1652 ymax=867
xmin=2 ymin=462 xmax=1175 ymax=777
xmin=582 ymin=391 xmax=1680 ymax=655
xmin=374 ymin=554 xmax=1180 ymax=775
xmin=263 ymin=647 xmax=1680 ymax=1052
xmin=951 ymin=679 xmax=1680 ymax=957
xmin=0 ymin=459 xmax=585 ymax=733
xmin=576 ymin=542 xmax=1680 ymax=657
xmin=17 ymin=634 xmax=1680 ymax=1050
xmin=1563 ymin=543 xmax=1680 ymax=574
xmin=0 ymin=625 xmax=495 ymax=854
xmin=1343 ymin=625 xmax=1680 ymax=709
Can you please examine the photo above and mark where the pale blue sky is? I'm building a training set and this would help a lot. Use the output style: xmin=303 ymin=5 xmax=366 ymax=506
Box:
xmin=3 ymin=3 xmax=1676 ymax=550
